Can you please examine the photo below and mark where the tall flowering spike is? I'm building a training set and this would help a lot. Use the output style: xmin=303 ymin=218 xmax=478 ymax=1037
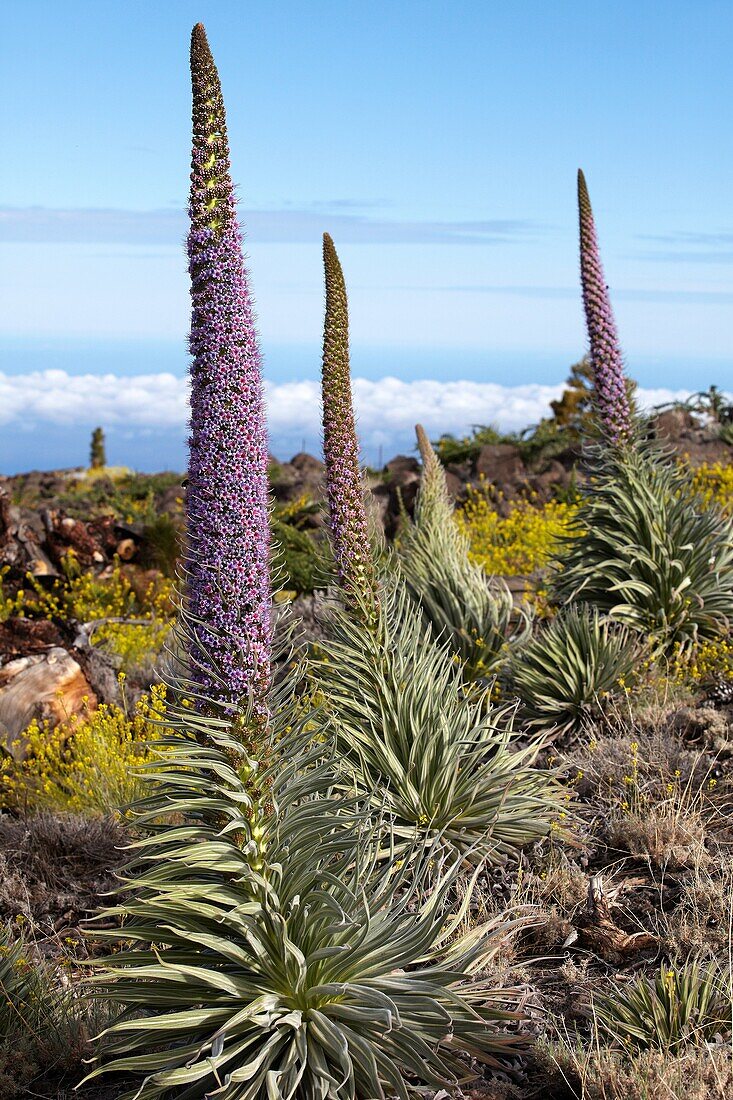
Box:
xmin=415 ymin=423 xmax=452 ymax=528
xmin=321 ymin=233 xmax=377 ymax=610
xmin=186 ymin=23 xmax=271 ymax=717
xmin=415 ymin=423 xmax=438 ymax=475
xmin=577 ymin=169 xmax=633 ymax=443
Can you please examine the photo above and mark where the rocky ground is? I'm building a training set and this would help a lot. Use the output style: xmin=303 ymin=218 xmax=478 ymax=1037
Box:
xmin=1 ymin=405 xmax=728 ymax=745
xmin=1 ymin=406 xmax=732 ymax=1098
xmin=2 ymin=692 xmax=731 ymax=1098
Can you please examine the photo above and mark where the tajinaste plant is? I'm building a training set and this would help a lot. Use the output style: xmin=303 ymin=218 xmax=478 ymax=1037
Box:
xmin=414 ymin=422 xmax=454 ymax=531
xmin=398 ymin=425 xmax=531 ymax=681
xmin=186 ymin=23 xmax=271 ymax=721
xmin=577 ymin=168 xmax=633 ymax=443
xmin=321 ymin=232 xmax=377 ymax=611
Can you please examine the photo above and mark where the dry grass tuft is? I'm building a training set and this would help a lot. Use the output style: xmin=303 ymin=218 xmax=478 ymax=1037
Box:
xmin=0 ymin=813 xmax=126 ymax=934
xmin=537 ymin=1039 xmax=733 ymax=1100
xmin=606 ymin=801 xmax=709 ymax=870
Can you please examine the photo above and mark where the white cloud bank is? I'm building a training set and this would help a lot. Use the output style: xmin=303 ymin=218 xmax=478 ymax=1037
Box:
xmin=0 ymin=370 xmax=697 ymax=454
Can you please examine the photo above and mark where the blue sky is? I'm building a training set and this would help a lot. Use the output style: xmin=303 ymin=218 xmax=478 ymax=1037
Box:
xmin=1 ymin=0 xmax=732 ymax=470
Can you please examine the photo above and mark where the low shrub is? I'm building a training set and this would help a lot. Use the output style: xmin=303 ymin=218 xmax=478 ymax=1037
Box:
xmin=15 ymin=555 xmax=173 ymax=625
xmin=0 ymin=923 xmax=108 ymax=1097
xmin=508 ymin=605 xmax=642 ymax=738
xmin=687 ymin=459 xmax=733 ymax=515
xmin=433 ymin=423 xmax=510 ymax=465
xmin=312 ymin=582 xmax=559 ymax=861
xmin=12 ymin=557 xmax=173 ymax=671
xmin=93 ymin=619 xmax=170 ymax=671
xmin=0 ymin=685 xmax=166 ymax=815
xmin=569 ymin=721 xmax=718 ymax=822
xmin=539 ymin=1039 xmax=733 ymax=1100
xmin=0 ymin=813 xmax=126 ymax=926
xmin=594 ymin=958 xmax=731 ymax=1052
xmin=457 ymin=487 xmax=577 ymax=576
xmin=665 ymin=633 xmax=733 ymax=694
xmin=552 ymin=442 xmax=733 ymax=654
xmin=53 ymin=469 xmax=182 ymax=524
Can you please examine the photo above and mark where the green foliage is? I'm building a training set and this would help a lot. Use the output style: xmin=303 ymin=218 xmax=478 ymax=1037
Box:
xmin=143 ymin=512 xmax=181 ymax=576
xmin=0 ymin=925 xmax=54 ymax=1041
xmin=655 ymin=384 xmax=733 ymax=427
xmin=552 ymin=441 xmax=733 ymax=654
xmin=89 ymin=426 xmax=107 ymax=469
xmin=548 ymin=357 xmax=595 ymax=431
xmin=431 ymin=412 xmax=576 ymax=473
xmin=432 ymin=358 xmax=637 ymax=474
xmin=272 ymin=517 xmax=323 ymax=594
xmin=83 ymin=605 xmax=529 ymax=1099
xmin=431 ymin=359 xmax=600 ymax=471
xmin=51 ymin=470 xmax=182 ymax=524
xmin=0 ymin=924 xmax=106 ymax=1093
xmin=433 ymin=424 xmax=508 ymax=465
xmin=312 ymin=582 xmax=558 ymax=861
xmin=594 ymin=958 xmax=731 ymax=1053
xmin=399 ymin=427 xmax=531 ymax=679
xmin=508 ymin=605 xmax=641 ymax=738
xmin=514 ymin=418 xmax=578 ymax=468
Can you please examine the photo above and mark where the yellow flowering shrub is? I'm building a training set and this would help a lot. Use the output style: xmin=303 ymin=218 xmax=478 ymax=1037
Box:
xmin=275 ymin=493 xmax=318 ymax=525
xmin=668 ymin=634 xmax=733 ymax=687
xmin=16 ymin=555 xmax=171 ymax=621
xmin=0 ymin=684 xmax=166 ymax=815
xmin=94 ymin=621 xmax=171 ymax=668
xmin=12 ymin=557 xmax=173 ymax=670
xmin=686 ymin=460 xmax=733 ymax=515
xmin=456 ymin=487 xmax=578 ymax=575
xmin=0 ymin=565 xmax=14 ymax=622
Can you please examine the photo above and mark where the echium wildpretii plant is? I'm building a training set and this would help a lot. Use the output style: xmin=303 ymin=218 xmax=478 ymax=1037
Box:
xmin=83 ymin=708 xmax=530 ymax=1098
xmin=550 ymin=437 xmax=733 ymax=654
xmin=577 ymin=168 xmax=634 ymax=444
xmin=82 ymin=31 xmax=535 ymax=1098
xmin=551 ymin=171 xmax=733 ymax=654
xmin=186 ymin=22 xmax=271 ymax=725
xmin=321 ymin=233 xmax=378 ymax=615
xmin=397 ymin=425 xmax=530 ymax=680
xmin=414 ymin=422 xmax=453 ymax=527
xmin=312 ymin=579 xmax=557 ymax=862
xmin=82 ymin=555 xmax=532 ymax=1098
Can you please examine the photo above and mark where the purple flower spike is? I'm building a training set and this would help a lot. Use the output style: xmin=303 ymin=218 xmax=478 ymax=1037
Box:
xmin=185 ymin=24 xmax=271 ymax=719
xmin=577 ymin=169 xmax=633 ymax=443
xmin=321 ymin=233 xmax=377 ymax=612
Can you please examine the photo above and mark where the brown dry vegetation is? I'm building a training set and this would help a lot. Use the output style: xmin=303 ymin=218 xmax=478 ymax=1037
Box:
xmin=1 ymin=693 xmax=730 ymax=1098
xmin=1 ymin=425 xmax=732 ymax=1098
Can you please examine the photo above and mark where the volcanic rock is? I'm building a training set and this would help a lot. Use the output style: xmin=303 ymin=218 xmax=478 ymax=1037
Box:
xmin=0 ymin=647 xmax=96 ymax=755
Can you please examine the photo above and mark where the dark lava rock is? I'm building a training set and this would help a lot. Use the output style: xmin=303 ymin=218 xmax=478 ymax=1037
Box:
xmin=475 ymin=443 xmax=526 ymax=485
